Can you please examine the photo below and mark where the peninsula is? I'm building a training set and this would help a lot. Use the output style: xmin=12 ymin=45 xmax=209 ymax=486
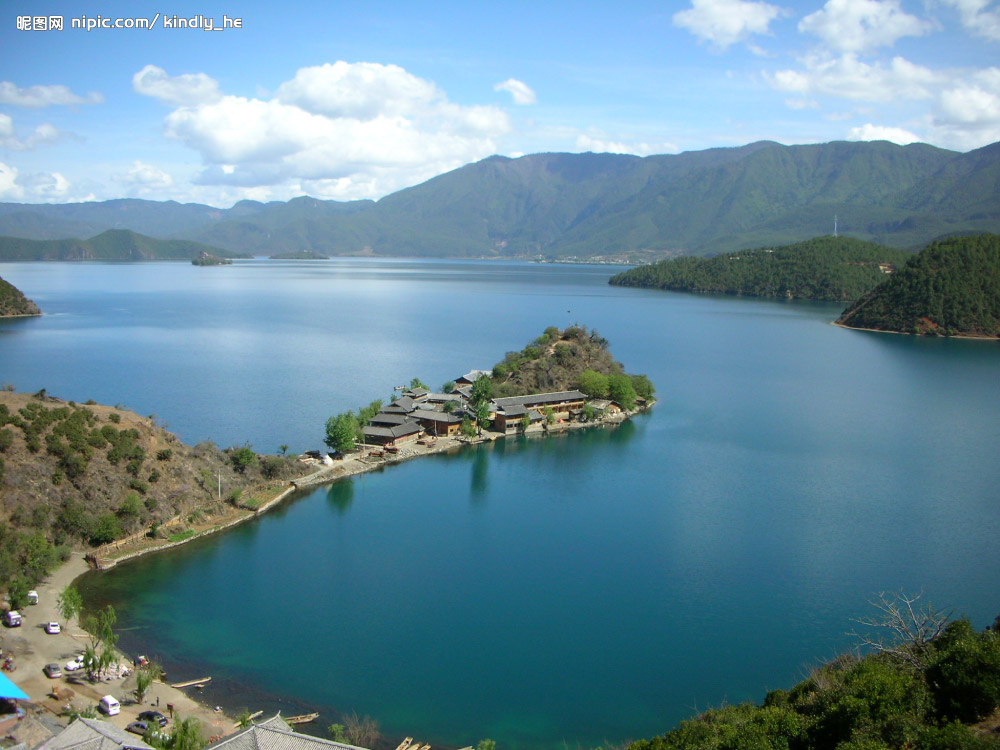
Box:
xmin=608 ymin=236 xmax=910 ymax=301
xmin=836 ymin=234 xmax=1000 ymax=337
xmin=0 ymin=275 xmax=41 ymax=316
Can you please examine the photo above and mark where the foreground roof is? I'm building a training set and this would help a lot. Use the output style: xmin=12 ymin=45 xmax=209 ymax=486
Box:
xmin=213 ymin=716 xmax=366 ymax=750
xmin=39 ymin=718 xmax=154 ymax=750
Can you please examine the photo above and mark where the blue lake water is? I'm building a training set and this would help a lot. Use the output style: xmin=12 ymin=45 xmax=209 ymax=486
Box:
xmin=2 ymin=258 xmax=999 ymax=749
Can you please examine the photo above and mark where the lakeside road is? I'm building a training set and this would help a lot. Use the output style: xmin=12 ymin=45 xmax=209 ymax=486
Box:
xmin=2 ymin=552 xmax=237 ymax=740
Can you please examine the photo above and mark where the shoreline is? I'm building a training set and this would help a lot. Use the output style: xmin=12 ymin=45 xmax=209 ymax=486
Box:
xmin=830 ymin=319 xmax=1000 ymax=340
xmin=30 ymin=407 xmax=649 ymax=739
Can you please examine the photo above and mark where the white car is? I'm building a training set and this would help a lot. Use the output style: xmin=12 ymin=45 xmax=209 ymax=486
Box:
xmin=65 ymin=654 xmax=85 ymax=672
xmin=45 ymin=621 xmax=61 ymax=634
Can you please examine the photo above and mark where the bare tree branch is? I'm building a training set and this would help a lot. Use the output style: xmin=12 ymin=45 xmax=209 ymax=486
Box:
xmin=847 ymin=590 xmax=951 ymax=669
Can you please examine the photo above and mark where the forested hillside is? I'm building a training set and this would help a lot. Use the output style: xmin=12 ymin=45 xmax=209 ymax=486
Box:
xmin=0 ymin=275 xmax=41 ymax=316
xmin=487 ymin=326 xmax=655 ymax=408
xmin=837 ymin=234 xmax=1000 ymax=336
xmin=609 ymin=237 xmax=911 ymax=301
xmin=630 ymin=594 xmax=1000 ymax=750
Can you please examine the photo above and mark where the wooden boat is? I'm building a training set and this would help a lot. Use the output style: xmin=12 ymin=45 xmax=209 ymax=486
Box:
xmin=284 ymin=713 xmax=319 ymax=725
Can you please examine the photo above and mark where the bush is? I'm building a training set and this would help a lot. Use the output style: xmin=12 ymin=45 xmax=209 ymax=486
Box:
xmin=927 ymin=619 xmax=1000 ymax=723
xmin=108 ymin=412 xmax=121 ymax=423
xmin=230 ymin=444 xmax=258 ymax=473
xmin=156 ymin=448 xmax=172 ymax=461
xmin=260 ymin=455 xmax=283 ymax=479
xmin=0 ymin=427 xmax=12 ymax=452
xmin=90 ymin=514 xmax=121 ymax=545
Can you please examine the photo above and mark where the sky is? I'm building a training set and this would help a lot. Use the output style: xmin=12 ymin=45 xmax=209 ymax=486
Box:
xmin=1 ymin=0 xmax=998 ymax=207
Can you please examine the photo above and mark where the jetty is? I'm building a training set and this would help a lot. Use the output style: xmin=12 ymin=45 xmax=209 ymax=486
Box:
xmin=172 ymin=676 xmax=212 ymax=688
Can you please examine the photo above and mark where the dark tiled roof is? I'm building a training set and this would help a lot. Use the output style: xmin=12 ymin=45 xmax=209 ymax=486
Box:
xmin=362 ymin=422 xmax=422 ymax=439
xmin=493 ymin=391 xmax=586 ymax=410
xmin=212 ymin=716 xmax=365 ymax=750
xmin=383 ymin=396 xmax=415 ymax=413
xmin=369 ymin=412 xmax=412 ymax=426
xmin=411 ymin=409 xmax=462 ymax=424
xmin=41 ymin=719 xmax=155 ymax=750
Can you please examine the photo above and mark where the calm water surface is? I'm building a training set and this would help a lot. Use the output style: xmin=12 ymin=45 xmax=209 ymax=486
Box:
xmin=2 ymin=259 xmax=999 ymax=749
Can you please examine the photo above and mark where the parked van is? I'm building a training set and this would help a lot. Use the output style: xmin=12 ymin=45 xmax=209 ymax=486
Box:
xmin=3 ymin=610 xmax=22 ymax=627
xmin=99 ymin=695 xmax=121 ymax=716
xmin=26 ymin=590 xmax=38 ymax=605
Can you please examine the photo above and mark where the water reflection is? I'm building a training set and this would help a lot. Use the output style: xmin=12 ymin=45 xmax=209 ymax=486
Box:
xmin=326 ymin=479 xmax=354 ymax=515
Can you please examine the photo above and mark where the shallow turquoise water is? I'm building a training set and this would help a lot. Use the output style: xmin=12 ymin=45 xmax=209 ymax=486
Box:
xmin=3 ymin=259 xmax=999 ymax=749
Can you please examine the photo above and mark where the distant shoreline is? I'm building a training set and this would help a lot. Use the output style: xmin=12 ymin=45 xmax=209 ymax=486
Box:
xmin=831 ymin=319 xmax=1000 ymax=340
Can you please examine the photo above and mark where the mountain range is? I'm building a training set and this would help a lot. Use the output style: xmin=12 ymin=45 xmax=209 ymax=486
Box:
xmin=2 ymin=139 xmax=998 ymax=260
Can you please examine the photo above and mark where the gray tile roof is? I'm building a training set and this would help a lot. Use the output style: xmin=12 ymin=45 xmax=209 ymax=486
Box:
xmin=212 ymin=716 xmax=366 ymax=750
xmin=383 ymin=396 xmax=416 ymax=413
xmin=493 ymin=390 xmax=587 ymax=410
xmin=40 ymin=719 xmax=154 ymax=750
xmin=362 ymin=422 xmax=422 ymax=439
xmin=410 ymin=409 xmax=462 ymax=424
xmin=424 ymin=392 xmax=464 ymax=403
xmin=458 ymin=370 xmax=492 ymax=383
xmin=368 ymin=412 xmax=412 ymax=426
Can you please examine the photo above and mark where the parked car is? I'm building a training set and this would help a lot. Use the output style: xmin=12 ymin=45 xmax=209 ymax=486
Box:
xmin=3 ymin=610 xmax=22 ymax=627
xmin=65 ymin=654 xmax=85 ymax=672
xmin=138 ymin=711 xmax=168 ymax=727
xmin=45 ymin=621 xmax=61 ymax=634
xmin=44 ymin=662 xmax=63 ymax=678
xmin=126 ymin=722 xmax=150 ymax=736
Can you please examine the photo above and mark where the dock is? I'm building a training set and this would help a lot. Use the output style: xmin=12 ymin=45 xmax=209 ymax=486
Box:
xmin=171 ymin=676 xmax=212 ymax=689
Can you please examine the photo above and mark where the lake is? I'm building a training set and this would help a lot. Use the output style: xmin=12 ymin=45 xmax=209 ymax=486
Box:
xmin=2 ymin=258 xmax=999 ymax=749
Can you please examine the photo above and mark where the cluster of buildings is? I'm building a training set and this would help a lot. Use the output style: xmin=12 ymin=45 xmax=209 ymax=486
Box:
xmin=359 ymin=370 xmax=623 ymax=450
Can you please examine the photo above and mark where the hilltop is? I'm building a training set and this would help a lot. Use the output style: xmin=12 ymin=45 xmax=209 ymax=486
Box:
xmin=0 ymin=275 xmax=41 ymax=316
xmin=609 ymin=236 xmax=911 ymax=301
xmin=0 ymin=228 xmax=245 ymax=262
xmin=0 ymin=390 xmax=302 ymax=597
xmin=837 ymin=234 xmax=1000 ymax=337
xmin=2 ymin=140 xmax=999 ymax=259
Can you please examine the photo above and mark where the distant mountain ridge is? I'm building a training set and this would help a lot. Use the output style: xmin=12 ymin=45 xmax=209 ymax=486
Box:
xmin=2 ymin=139 xmax=999 ymax=259
xmin=0 ymin=229 xmax=245 ymax=261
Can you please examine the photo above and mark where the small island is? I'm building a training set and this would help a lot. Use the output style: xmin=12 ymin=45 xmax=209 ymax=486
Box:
xmin=836 ymin=234 xmax=1000 ymax=337
xmin=609 ymin=236 xmax=910 ymax=302
xmin=269 ymin=250 xmax=330 ymax=259
xmin=0 ymin=275 xmax=41 ymax=316
xmin=192 ymin=251 xmax=233 ymax=266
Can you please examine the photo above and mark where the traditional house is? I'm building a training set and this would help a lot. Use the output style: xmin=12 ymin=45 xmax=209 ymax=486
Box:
xmin=368 ymin=412 xmax=414 ymax=427
xmin=211 ymin=715 xmax=365 ymax=750
xmin=587 ymin=399 xmax=622 ymax=416
xmin=423 ymin=392 xmax=465 ymax=407
xmin=401 ymin=386 xmax=430 ymax=401
xmin=491 ymin=390 xmax=587 ymax=431
xmin=455 ymin=369 xmax=492 ymax=386
xmin=361 ymin=421 xmax=422 ymax=447
xmin=382 ymin=396 xmax=416 ymax=414
xmin=410 ymin=408 xmax=464 ymax=437
xmin=38 ymin=718 xmax=155 ymax=750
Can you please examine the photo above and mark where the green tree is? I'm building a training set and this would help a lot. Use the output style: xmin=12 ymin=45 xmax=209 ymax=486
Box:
xmin=543 ymin=406 xmax=555 ymax=426
xmin=327 ymin=724 xmax=347 ymax=743
xmin=325 ymin=412 xmax=359 ymax=453
xmin=58 ymin=585 xmax=84 ymax=623
xmin=631 ymin=374 xmax=656 ymax=400
xmin=410 ymin=376 xmax=428 ymax=389
xmin=260 ymin=455 xmax=283 ymax=479
xmin=608 ymin=374 xmax=638 ymax=410
xmin=230 ymin=444 xmax=258 ymax=473
xmin=7 ymin=575 xmax=29 ymax=609
xmin=135 ymin=661 xmax=164 ymax=703
xmin=475 ymin=401 xmax=491 ymax=436
xmin=577 ymin=369 xmax=610 ymax=398
xmin=90 ymin=513 xmax=122 ymax=545
xmin=521 ymin=414 xmax=530 ymax=432
xmin=461 ymin=417 xmax=476 ymax=438
xmin=442 ymin=381 xmax=456 ymax=393
xmin=278 ymin=444 xmax=289 ymax=456
xmin=168 ymin=717 xmax=206 ymax=750
xmin=443 ymin=400 xmax=458 ymax=414
xmin=582 ymin=403 xmax=596 ymax=422
xmin=477 ymin=740 xmax=496 ymax=750
xmin=471 ymin=374 xmax=493 ymax=406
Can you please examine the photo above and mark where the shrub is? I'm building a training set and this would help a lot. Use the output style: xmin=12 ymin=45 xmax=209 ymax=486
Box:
xmin=0 ymin=427 xmax=12 ymax=452
xmin=108 ymin=412 xmax=120 ymax=423
xmin=90 ymin=514 xmax=121 ymax=545
xmin=156 ymin=448 xmax=172 ymax=461
xmin=927 ymin=619 xmax=1000 ymax=723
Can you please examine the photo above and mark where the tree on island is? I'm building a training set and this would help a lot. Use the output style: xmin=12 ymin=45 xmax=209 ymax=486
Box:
xmin=325 ymin=412 xmax=359 ymax=454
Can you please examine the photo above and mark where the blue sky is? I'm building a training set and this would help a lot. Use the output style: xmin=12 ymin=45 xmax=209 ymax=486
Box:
xmin=1 ymin=0 xmax=998 ymax=206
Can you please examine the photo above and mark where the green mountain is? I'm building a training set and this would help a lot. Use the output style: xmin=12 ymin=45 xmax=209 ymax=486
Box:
xmin=836 ymin=233 xmax=1000 ymax=337
xmin=2 ymin=140 xmax=999 ymax=259
xmin=0 ymin=229 xmax=244 ymax=261
xmin=0 ymin=275 xmax=41 ymax=316
xmin=609 ymin=236 xmax=912 ymax=301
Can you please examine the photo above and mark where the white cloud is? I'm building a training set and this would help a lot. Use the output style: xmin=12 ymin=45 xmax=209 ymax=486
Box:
xmin=20 ymin=171 xmax=71 ymax=200
xmin=575 ymin=133 xmax=679 ymax=156
xmin=0 ymin=162 xmax=23 ymax=199
xmin=493 ymin=78 xmax=537 ymax=105
xmin=930 ymin=67 xmax=1000 ymax=149
xmin=939 ymin=0 xmax=1000 ymax=41
xmin=673 ymin=0 xmax=784 ymax=50
xmin=148 ymin=62 xmax=512 ymax=199
xmin=847 ymin=123 xmax=922 ymax=144
xmin=785 ymin=98 xmax=820 ymax=109
xmin=799 ymin=0 xmax=933 ymax=53
xmin=133 ymin=65 xmax=222 ymax=106
xmin=115 ymin=161 xmax=175 ymax=193
xmin=0 ymin=81 xmax=103 ymax=108
xmin=767 ymin=53 xmax=941 ymax=101
xmin=0 ymin=114 xmax=62 ymax=150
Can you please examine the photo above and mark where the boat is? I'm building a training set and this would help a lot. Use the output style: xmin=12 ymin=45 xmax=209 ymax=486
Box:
xmin=285 ymin=713 xmax=319 ymax=725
